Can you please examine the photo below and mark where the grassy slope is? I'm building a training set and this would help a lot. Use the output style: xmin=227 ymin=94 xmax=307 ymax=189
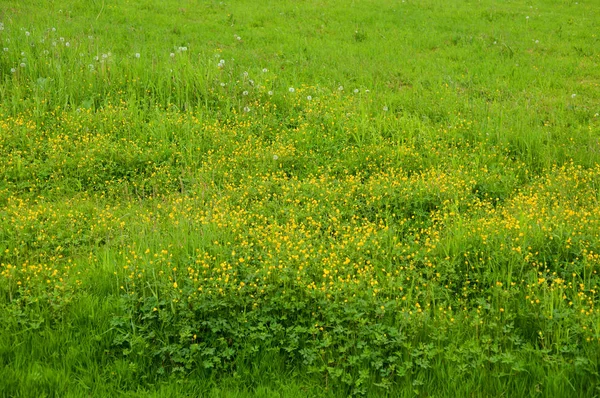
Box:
xmin=1 ymin=0 xmax=600 ymax=396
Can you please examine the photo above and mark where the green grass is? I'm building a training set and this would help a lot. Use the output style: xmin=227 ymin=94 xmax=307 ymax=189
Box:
xmin=1 ymin=0 xmax=600 ymax=396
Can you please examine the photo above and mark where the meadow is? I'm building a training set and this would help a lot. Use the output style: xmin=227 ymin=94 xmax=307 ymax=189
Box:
xmin=1 ymin=0 xmax=599 ymax=396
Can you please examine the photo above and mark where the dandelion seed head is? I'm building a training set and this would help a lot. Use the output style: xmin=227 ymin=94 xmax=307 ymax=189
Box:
xmin=289 ymin=87 xmax=295 ymax=93
xmin=338 ymin=85 xmax=344 ymax=91
xmin=25 ymin=31 xmax=30 ymax=37
xmin=135 ymin=53 xmax=140 ymax=58
xmin=353 ymin=89 xmax=359 ymax=93
xmin=383 ymin=106 xmax=389 ymax=112
xmin=262 ymin=68 xmax=268 ymax=73
xmin=571 ymin=94 xmax=576 ymax=98
xmin=243 ymin=106 xmax=250 ymax=113
xmin=273 ymin=155 xmax=279 ymax=160
xmin=307 ymin=95 xmax=312 ymax=101
xmin=268 ymin=90 xmax=274 ymax=96
xmin=242 ymin=90 xmax=249 ymax=96
xmin=170 ymin=53 xmax=175 ymax=58
xmin=10 ymin=68 xmax=16 ymax=73
xmin=19 ymin=62 xmax=26 ymax=68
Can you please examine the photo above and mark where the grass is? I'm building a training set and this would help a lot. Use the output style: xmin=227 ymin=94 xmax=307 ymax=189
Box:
xmin=1 ymin=0 xmax=600 ymax=396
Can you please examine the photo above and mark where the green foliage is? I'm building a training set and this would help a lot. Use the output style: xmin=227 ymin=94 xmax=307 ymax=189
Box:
xmin=1 ymin=0 xmax=600 ymax=396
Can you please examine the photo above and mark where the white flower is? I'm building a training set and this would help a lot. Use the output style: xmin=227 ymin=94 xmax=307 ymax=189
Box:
xmin=262 ymin=68 xmax=268 ymax=73
xmin=338 ymin=85 xmax=344 ymax=91
xmin=383 ymin=106 xmax=389 ymax=112
xmin=10 ymin=68 xmax=16 ymax=73
xmin=19 ymin=62 xmax=26 ymax=68
xmin=135 ymin=53 xmax=140 ymax=58
xmin=243 ymin=106 xmax=250 ymax=112
xmin=353 ymin=89 xmax=359 ymax=93
xmin=235 ymin=35 xmax=241 ymax=41
xmin=307 ymin=95 xmax=312 ymax=101
xmin=242 ymin=91 xmax=249 ymax=96
xmin=289 ymin=87 xmax=295 ymax=93
xmin=170 ymin=53 xmax=175 ymax=58
xmin=268 ymin=91 xmax=273 ymax=96
xmin=273 ymin=155 xmax=279 ymax=160
xmin=220 ymin=82 xmax=226 ymax=87
xmin=65 ymin=42 xmax=70 ymax=47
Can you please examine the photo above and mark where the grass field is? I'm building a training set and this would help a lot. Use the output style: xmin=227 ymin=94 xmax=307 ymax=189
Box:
xmin=1 ymin=0 xmax=600 ymax=396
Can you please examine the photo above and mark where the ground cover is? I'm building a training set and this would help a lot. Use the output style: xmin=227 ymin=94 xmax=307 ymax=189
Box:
xmin=1 ymin=0 xmax=599 ymax=396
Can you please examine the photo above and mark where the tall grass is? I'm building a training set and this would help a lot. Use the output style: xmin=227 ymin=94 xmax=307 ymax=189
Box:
xmin=1 ymin=0 xmax=599 ymax=396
